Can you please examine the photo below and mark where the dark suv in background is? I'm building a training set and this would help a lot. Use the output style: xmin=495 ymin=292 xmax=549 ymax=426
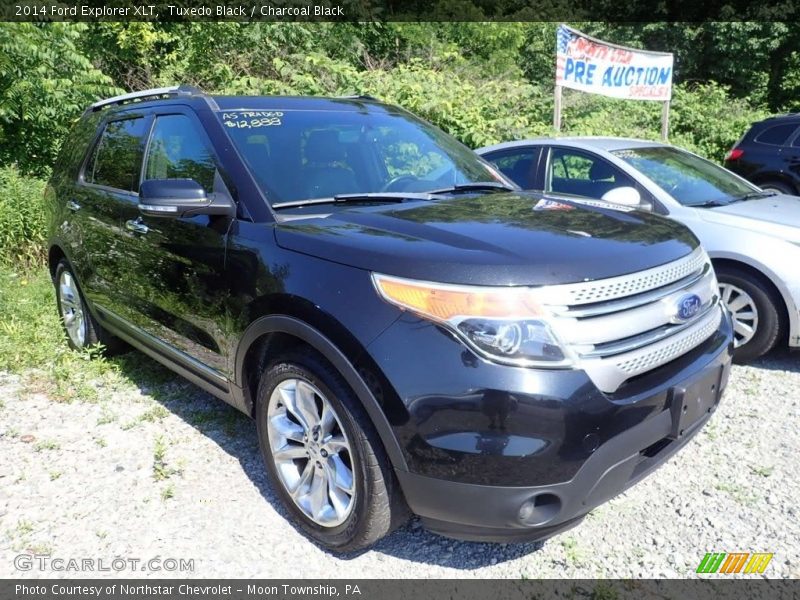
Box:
xmin=725 ymin=114 xmax=800 ymax=194
xmin=46 ymin=86 xmax=733 ymax=551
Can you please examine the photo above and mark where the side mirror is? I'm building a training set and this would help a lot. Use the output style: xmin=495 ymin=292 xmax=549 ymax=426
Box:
xmin=138 ymin=179 xmax=234 ymax=218
xmin=601 ymin=186 xmax=642 ymax=207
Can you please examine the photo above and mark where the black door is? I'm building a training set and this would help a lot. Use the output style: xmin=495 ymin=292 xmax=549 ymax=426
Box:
xmin=116 ymin=110 xmax=237 ymax=377
xmin=71 ymin=114 xmax=150 ymax=319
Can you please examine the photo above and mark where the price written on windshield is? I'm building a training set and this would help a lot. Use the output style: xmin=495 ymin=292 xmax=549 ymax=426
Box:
xmin=222 ymin=111 xmax=283 ymax=129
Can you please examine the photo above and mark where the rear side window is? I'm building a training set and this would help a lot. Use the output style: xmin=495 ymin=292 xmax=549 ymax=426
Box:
xmin=144 ymin=114 xmax=216 ymax=193
xmin=486 ymin=149 xmax=539 ymax=189
xmin=754 ymin=123 xmax=798 ymax=146
xmin=85 ymin=117 xmax=147 ymax=192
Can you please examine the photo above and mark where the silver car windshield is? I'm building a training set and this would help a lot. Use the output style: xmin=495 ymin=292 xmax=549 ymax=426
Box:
xmin=612 ymin=146 xmax=759 ymax=207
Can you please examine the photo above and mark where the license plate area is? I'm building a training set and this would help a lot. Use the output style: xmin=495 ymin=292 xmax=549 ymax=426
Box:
xmin=667 ymin=366 xmax=722 ymax=440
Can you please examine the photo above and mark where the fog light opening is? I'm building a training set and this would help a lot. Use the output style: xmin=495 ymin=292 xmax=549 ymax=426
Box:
xmin=518 ymin=493 xmax=562 ymax=526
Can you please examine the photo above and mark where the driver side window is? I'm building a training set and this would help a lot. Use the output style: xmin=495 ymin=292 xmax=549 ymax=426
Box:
xmin=375 ymin=127 xmax=447 ymax=181
xmin=144 ymin=114 xmax=216 ymax=193
xmin=547 ymin=148 xmax=634 ymax=200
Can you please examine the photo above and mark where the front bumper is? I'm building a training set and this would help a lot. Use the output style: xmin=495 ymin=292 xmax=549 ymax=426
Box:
xmin=368 ymin=308 xmax=733 ymax=542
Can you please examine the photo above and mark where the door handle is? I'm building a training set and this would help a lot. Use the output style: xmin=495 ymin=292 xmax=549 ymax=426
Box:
xmin=125 ymin=218 xmax=149 ymax=235
xmin=66 ymin=200 xmax=81 ymax=212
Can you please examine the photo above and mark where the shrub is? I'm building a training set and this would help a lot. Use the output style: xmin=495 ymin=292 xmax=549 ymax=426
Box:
xmin=0 ymin=165 xmax=47 ymax=269
xmin=560 ymin=82 xmax=769 ymax=161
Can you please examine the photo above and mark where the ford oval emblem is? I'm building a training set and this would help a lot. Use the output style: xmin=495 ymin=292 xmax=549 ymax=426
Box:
xmin=675 ymin=293 xmax=702 ymax=322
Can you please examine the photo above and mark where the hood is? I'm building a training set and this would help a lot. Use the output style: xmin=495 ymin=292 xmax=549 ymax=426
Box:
xmin=274 ymin=192 xmax=698 ymax=286
xmin=701 ymin=194 xmax=800 ymax=243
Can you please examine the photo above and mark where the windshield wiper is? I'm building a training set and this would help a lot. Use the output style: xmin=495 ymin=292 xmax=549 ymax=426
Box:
xmin=691 ymin=199 xmax=730 ymax=208
xmin=272 ymin=192 xmax=436 ymax=209
xmin=734 ymin=190 xmax=778 ymax=202
xmin=429 ymin=181 xmax=516 ymax=195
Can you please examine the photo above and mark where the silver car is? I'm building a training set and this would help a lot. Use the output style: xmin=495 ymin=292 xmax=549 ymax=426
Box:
xmin=477 ymin=137 xmax=800 ymax=361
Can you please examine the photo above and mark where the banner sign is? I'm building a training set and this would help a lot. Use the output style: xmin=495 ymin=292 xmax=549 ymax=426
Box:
xmin=556 ymin=24 xmax=673 ymax=101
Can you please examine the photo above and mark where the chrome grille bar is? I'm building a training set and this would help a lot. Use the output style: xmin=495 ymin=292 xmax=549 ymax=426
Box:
xmin=552 ymin=263 xmax=709 ymax=319
xmin=537 ymin=246 xmax=707 ymax=307
xmin=534 ymin=247 xmax=722 ymax=393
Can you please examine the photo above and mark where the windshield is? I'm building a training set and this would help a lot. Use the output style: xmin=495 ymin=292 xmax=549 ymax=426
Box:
xmin=611 ymin=146 xmax=759 ymax=207
xmin=217 ymin=107 xmax=504 ymax=206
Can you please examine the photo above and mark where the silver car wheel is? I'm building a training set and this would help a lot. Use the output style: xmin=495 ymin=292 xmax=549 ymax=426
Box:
xmin=720 ymin=282 xmax=759 ymax=348
xmin=58 ymin=271 xmax=86 ymax=347
xmin=267 ymin=378 xmax=355 ymax=527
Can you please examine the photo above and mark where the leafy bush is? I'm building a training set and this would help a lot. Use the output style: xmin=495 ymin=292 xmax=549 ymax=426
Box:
xmin=0 ymin=22 xmax=779 ymax=275
xmin=0 ymin=23 xmax=119 ymax=177
xmin=0 ymin=165 xmax=47 ymax=268
xmin=560 ymin=82 xmax=768 ymax=161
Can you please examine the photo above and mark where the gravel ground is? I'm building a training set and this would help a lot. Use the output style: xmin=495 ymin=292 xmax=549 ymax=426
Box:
xmin=0 ymin=351 xmax=798 ymax=579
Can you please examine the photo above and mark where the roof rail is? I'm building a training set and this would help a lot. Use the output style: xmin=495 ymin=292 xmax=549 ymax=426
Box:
xmin=338 ymin=94 xmax=379 ymax=101
xmin=87 ymin=85 xmax=203 ymax=113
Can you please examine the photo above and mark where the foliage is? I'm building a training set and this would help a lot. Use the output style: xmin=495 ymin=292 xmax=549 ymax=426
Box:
xmin=0 ymin=23 xmax=120 ymax=176
xmin=0 ymin=266 xmax=112 ymax=402
xmin=0 ymin=165 xmax=47 ymax=268
xmin=0 ymin=21 xmax=788 ymax=180
xmin=0 ymin=264 xmax=173 ymax=402
xmin=560 ymin=82 xmax=768 ymax=161
xmin=0 ymin=21 xmax=785 ymax=273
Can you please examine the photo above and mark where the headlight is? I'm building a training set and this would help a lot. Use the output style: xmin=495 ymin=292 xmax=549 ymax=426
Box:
xmin=371 ymin=273 xmax=572 ymax=367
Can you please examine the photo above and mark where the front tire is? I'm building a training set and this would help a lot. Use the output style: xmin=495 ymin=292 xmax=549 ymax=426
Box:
xmin=716 ymin=266 xmax=783 ymax=362
xmin=255 ymin=349 xmax=408 ymax=552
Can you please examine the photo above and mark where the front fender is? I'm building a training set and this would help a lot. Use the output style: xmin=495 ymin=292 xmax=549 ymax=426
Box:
xmin=235 ymin=314 xmax=408 ymax=471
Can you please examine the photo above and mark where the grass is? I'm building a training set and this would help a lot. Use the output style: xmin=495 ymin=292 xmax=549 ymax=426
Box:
xmin=561 ymin=537 xmax=586 ymax=566
xmin=0 ymin=166 xmax=47 ymax=269
xmin=0 ymin=266 xmax=174 ymax=404
xmin=15 ymin=520 xmax=34 ymax=536
xmin=749 ymin=465 xmax=774 ymax=478
xmin=138 ymin=405 xmax=170 ymax=425
xmin=96 ymin=410 xmax=117 ymax=425
xmin=152 ymin=435 xmax=181 ymax=481
xmin=34 ymin=439 xmax=59 ymax=452
xmin=26 ymin=542 xmax=53 ymax=555
xmin=161 ymin=483 xmax=176 ymax=501
xmin=714 ymin=481 xmax=758 ymax=507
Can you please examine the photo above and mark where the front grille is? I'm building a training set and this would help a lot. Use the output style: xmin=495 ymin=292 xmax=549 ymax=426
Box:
xmin=540 ymin=247 xmax=722 ymax=393
xmin=614 ymin=308 xmax=721 ymax=375
xmin=539 ymin=248 xmax=708 ymax=306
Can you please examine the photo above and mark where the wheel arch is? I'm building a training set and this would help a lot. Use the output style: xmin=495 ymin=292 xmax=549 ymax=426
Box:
xmin=749 ymin=171 xmax=797 ymax=194
xmin=235 ymin=312 xmax=408 ymax=472
xmin=711 ymin=256 xmax=792 ymax=346
xmin=48 ymin=244 xmax=67 ymax=279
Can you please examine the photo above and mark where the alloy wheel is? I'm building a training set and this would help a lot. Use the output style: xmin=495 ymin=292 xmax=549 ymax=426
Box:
xmin=267 ymin=378 xmax=356 ymax=527
xmin=59 ymin=270 xmax=86 ymax=347
xmin=719 ymin=282 xmax=759 ymax=348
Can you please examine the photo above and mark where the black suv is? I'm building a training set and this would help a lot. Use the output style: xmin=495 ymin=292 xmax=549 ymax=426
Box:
xmin=725 ymin=114 xmax=800 ymax=194
xmin=46 ymin=86 xmax=734 ymax=551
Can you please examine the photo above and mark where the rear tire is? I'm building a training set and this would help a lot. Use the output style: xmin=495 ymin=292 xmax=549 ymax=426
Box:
xmin=53 ymin=260 xmax=125 ymax=354
xmin=716 ymin=265 xmax=783 ymax=362
xmin=255 ymin=348 xmax=409 ymax=552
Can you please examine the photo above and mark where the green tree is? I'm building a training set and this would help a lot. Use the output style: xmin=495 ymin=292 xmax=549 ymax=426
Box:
xmin=0 ymin=23 xmax=119 ymax=176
